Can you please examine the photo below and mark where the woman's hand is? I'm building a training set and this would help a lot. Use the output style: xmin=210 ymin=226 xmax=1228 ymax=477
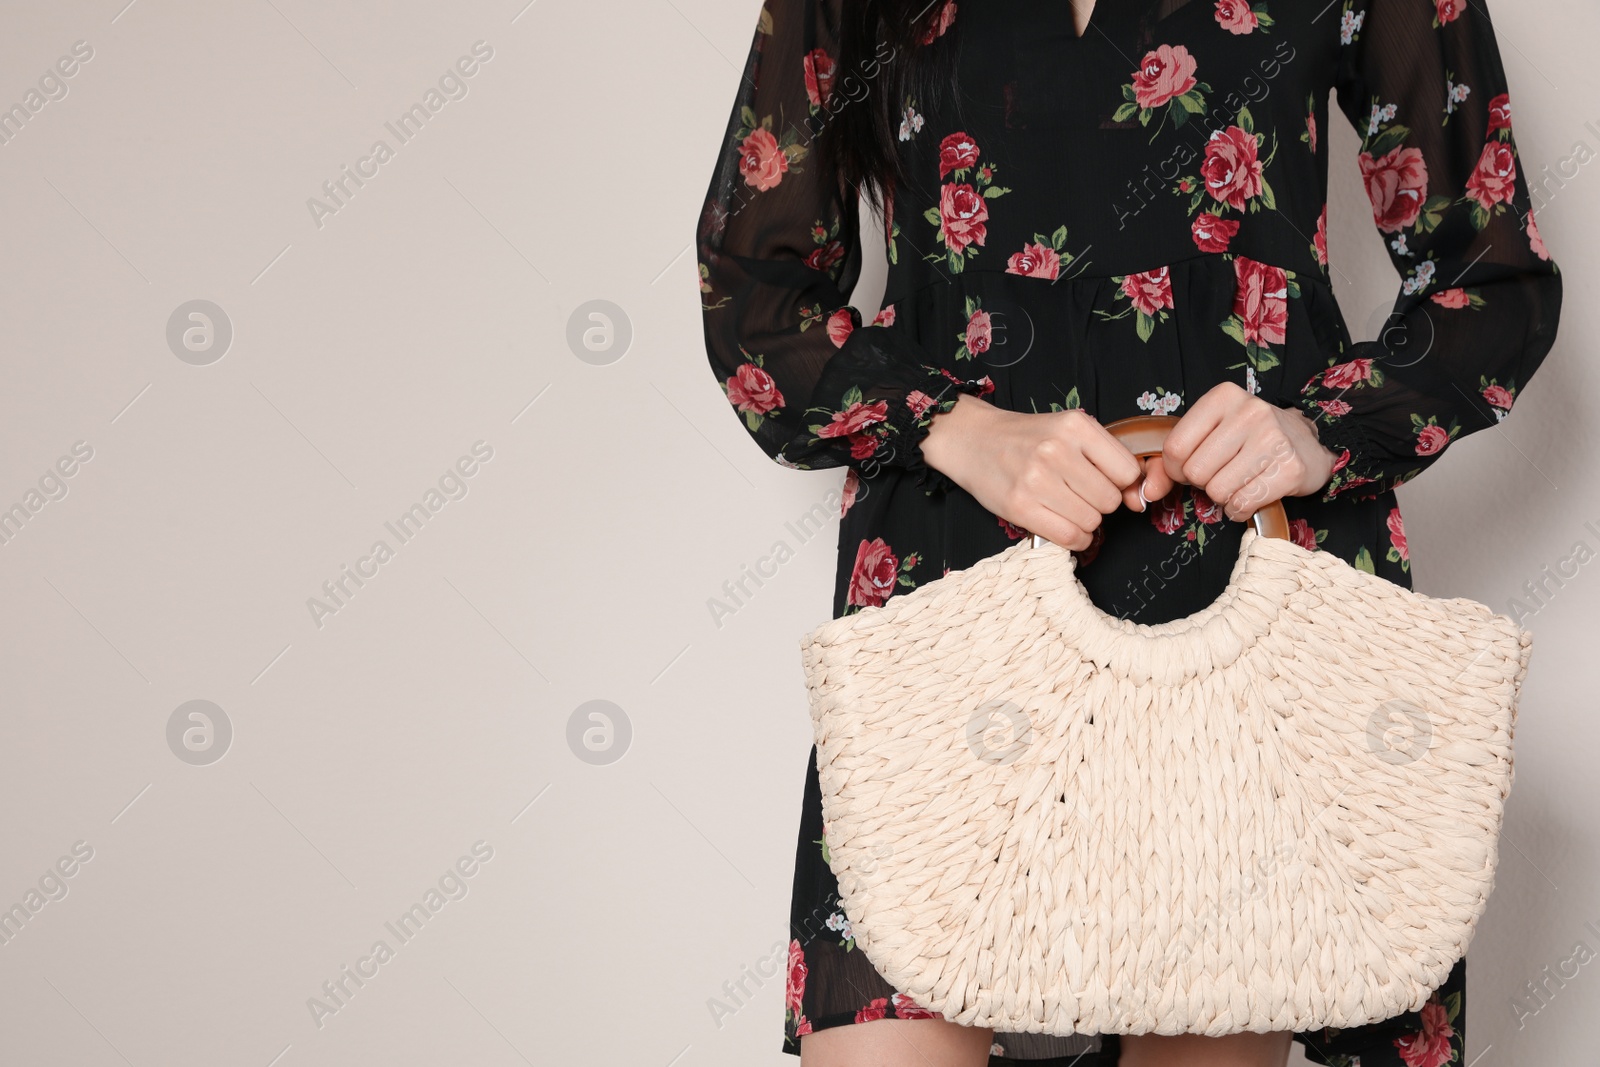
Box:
xmin=920 ymin=394 xmax=1147 ymax=551
xmin=1140 ymin=382 xmax=1340 ymax=519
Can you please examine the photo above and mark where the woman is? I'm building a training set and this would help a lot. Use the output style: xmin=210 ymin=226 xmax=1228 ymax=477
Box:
xmin=695 ymin=0 xmax=1561 ymax=1064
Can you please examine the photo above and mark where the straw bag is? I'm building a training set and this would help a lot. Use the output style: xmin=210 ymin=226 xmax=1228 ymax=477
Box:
xmin=798 ymin=414 xmax=1531 ymax=1038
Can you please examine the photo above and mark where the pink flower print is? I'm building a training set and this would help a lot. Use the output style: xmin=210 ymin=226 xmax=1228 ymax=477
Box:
xmin=937 ymin=183 xmax=989 ymax=254
xmin=1201 ymin=125 xmax=1264 ymax=211
xmin=738 ymin=127 xmax=788 ymax=191
xmin=1359 ymin=146 xmax=1428 ymax=232
xmin=1214 ymin=0 xmax=1258 ymax=34
xmin=891 ymin=992 xmax=943 ymax=1019
xmin=847 ymin=538 xmax=899 ymax=607
xmin=1006 ymin=241 xmax=1062 ymax=279
xmin=725 ymin=363 xmax=783 ymax=415
xmin=1393 ymin=995 xmax=1455 ymax=1067
xmin=1131 ymin=45 xmax=1198 ymax=110
xmin=825 ymin=308 xmax=854 ymax=348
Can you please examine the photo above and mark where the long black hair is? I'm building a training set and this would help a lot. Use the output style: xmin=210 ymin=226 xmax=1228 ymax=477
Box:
xmin=828 ymin=0 xmax=961 ymax=212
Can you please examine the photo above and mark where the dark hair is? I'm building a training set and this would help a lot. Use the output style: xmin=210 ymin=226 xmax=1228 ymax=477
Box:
xmin=828 ymin=0 xmax=960 ymax=213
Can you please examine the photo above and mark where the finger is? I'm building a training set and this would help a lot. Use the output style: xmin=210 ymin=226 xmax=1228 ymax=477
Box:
xmin=1035 ymin=479 xmax=1109 ymax=533
xmin=1121 ymin=461 xmax=1150 ymax=512
xmin=1222 ymin=464 xmax=1290 ymax=522
xmin=1077 ymin=418 xmax=1146 ymax=490
xmin=1038 ymin=438 xmax=1127 ymax=515
xmin=1140 ymin=454 xmax=1176 ymax=501
xmin=1163 ymin=385 xmax=1247 ymax=486
xmin=1206 ymin=425 xmax=1299 ymax=511
xmin=1025 ymin=515 xmax=1093 ymax=552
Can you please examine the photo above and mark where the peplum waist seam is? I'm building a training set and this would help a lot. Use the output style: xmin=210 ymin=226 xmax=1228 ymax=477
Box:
xmin=880 ymin=247 xmax=1330 ymax=310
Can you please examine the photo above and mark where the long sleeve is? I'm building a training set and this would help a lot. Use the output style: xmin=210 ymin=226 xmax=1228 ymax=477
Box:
xmin=696 ymin=0 xmax=994 ymax=496
xmin=1297 ymin=0 xmax=1561 ymax=502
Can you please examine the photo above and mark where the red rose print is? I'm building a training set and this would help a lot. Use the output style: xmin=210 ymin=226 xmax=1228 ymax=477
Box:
xmin=938 ymin=366 xmax=997 ymax=397
xmin=1233 ymin=256 xmax=1288 ymax=347
xmin=1415 ymin=424 xmax=1450 ymax=456
xmin=907 ymin=390 xmax=937 ymax=419
xmin=816 ymin=400 xmax=889 ymax=461
xmin=739 ymin=127 xmax=788 ymax=191
xmin=1359 ymin=146 xmax=1429 ymax=232
xmin=841 ymin=470 xmax=859 ymax=515
xmin=1482 ymin=383 xmax=1514 ymax=410
xmin=1465 ymin=141 xmax=1518 ymax=212
xmin=726 ymin=363 xmax=783 ymax=415
xmin=1430 ymin=288 xmax=1470 ymax=309
xmin=1006 ymin=241 xmax=1062 ymax=280
xmin=1214 ymin=0 xmax=1258 ymax=34
xmin=820 ymin=403 xmax=887 ymax=437
xmin=872 ymin=304 xmax=897 ymax=326
xmin=938 ymin=132 xmax=980 ymax=178
xmin=1316 ymin=398 xmax=1352 ymax=418
xmin=1314 ymin=204 xmax=1329 ymax=266
xmin=847 ymin=538 xmax=900 ymax=607
xmin=856 ymin=997 xmax=890 ymax=1023
xmin=1434 ymin=0 xmax=1464 ymax=25
xmin=1191 ymin=213 xmax=1240 ymax=253
xmin=825 ymin=308 xmax=855 ymax=348
xmin=1123 ymin=267 xmax=1174 ymax=317
xmin=804 ymin=240 xmax=846 ymax=271
xmin=1393 ymin=995 xmax=1454 ymax=1067
xmin=1321 ymin=358 xmax=1374 ymax=390
xmin=998 ymin=515 xmax=1026 ymax=539
xmin=891 ymin=992 xmax=943 ymax=1019
xmin=1387 ymin=507 xmax=1409 ymax=562
xmin=920 ymin=0 xmax=956 ymax=43
xmin=1307 ymin=110 xmax=1318 ymax=154
xmin=1527 ymin=211 xmax=1549 ymax=260
xmin=1487 ymin=93 xmax=1512 ymax=133
xmin=965 ymin=308 xmax=994 ymax=353
xmin=785 ymin=940 xmax=807 ymax=1016
xmin=803 ymin=49 xmax=836 ymax=110
xmin=1192 ymin=487 xmax=1225 ymax=524
xmin=1201 ymin=125 xmax=1263 ymax=211
xmin=938 ymin=183 xmax=989 ymax=254
xmin=1151 ymin=492 xmax=1186 ymax=534
xmin=1288 ymin=518 xmax=1319 ymax=551
xmin=794 ymin=1017 xmax=812 ymax=1036
xmin=1131 ymin=44 xmax=1198 ymax=110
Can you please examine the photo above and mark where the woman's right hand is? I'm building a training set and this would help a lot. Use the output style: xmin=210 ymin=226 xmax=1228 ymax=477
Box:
xmin=919 ymin=394 xmax=1149 ymax=551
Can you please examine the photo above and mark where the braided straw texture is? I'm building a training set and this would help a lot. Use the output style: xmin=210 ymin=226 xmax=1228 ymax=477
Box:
xmin=799 ymin=529 xmax=1531 ymax=1037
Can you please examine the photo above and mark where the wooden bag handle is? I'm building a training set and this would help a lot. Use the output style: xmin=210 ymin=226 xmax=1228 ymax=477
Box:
xmin=1029 ymin=413 xmax=1291 ymax=549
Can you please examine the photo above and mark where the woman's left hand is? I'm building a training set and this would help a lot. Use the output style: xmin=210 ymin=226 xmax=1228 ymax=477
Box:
xmin=1138 ymin=382 xmax=1341 ymax=520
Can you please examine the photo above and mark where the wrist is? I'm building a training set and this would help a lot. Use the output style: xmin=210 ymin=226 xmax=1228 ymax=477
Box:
xmin=920 ymin=393 xmax=993 ymax=482
xmin=1292 ymin=407 xmax=1340 ymax=496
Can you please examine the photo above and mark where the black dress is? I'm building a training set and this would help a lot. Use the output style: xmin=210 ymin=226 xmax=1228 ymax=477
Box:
xmin=694 ymin=1 xmax=1561 ymax=1063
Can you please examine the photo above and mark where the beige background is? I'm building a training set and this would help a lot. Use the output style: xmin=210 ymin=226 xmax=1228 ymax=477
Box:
xmin=0 ymin=1 xmax=1593 ymax=1064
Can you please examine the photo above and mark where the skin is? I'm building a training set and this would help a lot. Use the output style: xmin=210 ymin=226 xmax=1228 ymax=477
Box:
xmin=920 ymin=385 xmax=1337 ymax=550
xmin=800 ymin=6 xmax=1335 ymax=1065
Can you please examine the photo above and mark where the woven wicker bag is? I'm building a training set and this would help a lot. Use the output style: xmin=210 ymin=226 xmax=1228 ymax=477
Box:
xmin=798 ymin=415 xmax=1531 ymax=1038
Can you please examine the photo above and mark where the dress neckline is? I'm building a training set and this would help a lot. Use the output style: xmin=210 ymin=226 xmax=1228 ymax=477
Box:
xmin=1070 ymin=0 xmax=1100 ymax=40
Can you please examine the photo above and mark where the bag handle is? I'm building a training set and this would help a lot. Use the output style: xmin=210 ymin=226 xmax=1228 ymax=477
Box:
xmin=1028 ymin=414 xmax=1290 ymax=549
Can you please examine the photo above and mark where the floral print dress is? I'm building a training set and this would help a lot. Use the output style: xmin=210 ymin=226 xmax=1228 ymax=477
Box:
xmin=695 ymin=1 xmax=1561 ymax=1064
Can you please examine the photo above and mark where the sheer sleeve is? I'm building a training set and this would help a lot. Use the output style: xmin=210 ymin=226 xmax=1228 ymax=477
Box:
xmin=1297 ymin=0 xmax=1562 ymax=502
xmin=696 ymin=0 xmax=994 ymax=496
